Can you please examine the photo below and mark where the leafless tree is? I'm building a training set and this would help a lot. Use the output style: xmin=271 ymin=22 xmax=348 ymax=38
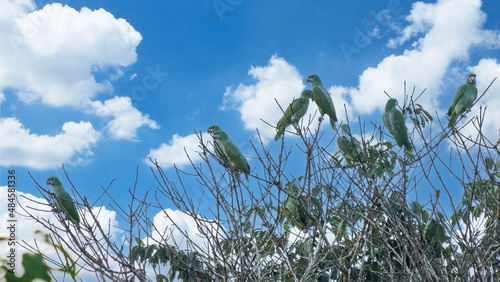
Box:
xmin=8 ymin=79 xmax=500 ymax=281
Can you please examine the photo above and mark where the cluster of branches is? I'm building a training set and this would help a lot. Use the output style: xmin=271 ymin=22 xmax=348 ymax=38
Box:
xmin=7 ymin=81 xmax=500 ymax=281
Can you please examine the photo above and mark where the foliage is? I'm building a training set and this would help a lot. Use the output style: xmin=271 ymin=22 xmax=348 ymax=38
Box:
xmin=0 ymin=230 xmax=77 ymax=281
xmin=9 ymin=80 xmax=500 ymax=281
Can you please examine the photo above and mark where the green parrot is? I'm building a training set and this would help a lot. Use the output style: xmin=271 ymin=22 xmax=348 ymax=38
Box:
xmin=207 ymin=125 xmax=250 ymax=181
xmin=447 ymin=73 xmax=477 ymax=128
xmin=283 ymin=181 xmax=309 ymax=231
xmin=46 ymin=176 xmax=80 ymax=230
xmin=337 ymin=124 xmax=364 ymax=166
xmin=283 ymin=180 xmax=321 ymax=231
xmin=383 ymin=98 xmax=413 ymax=153
xmin=207 ymin=125 xmax=229 ymax=163
xmin=275 ymin=90 xmax=311 ymax=141
xmin=306 ymin=74 xmax=337 ymax=130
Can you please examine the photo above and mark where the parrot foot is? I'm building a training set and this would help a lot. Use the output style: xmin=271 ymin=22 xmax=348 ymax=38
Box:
xmin=318 ymin=116 xmax=324 ymax=122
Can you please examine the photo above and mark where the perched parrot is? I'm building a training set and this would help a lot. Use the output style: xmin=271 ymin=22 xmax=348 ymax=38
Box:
xmin=306 ymin=74 xmax=337 ymax=130
xmin=275 ymin=90 xmax=311 ymax=141
xmin=284 ymin=181 xmax=309 ymax=231
xmin=337 ymin=124 xmax=364 ymax=165
xmin=46 ymin=176 xmax=80 ymax=230
xmin=447 ymin=73 xmax=477 ymax=128
xmin=207 ymin=125 xmax=229 ymax=163
xmin=383 ymin=98 xmax=413 ymax=153
xmin=207 ymin=125 xmax=250 ymax=181
xmin=283 ymin=181 xmax=321 ymax=231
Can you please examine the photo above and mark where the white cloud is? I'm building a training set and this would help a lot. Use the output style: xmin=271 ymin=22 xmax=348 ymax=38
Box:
xmin=347 ymin=0 xmax=499 ymax=116
xmin=1 ymin=2 xmax=141 ymax=107
xmin=0 ymin=92 xmax=4 ymax=104
xmin=140 ymin=209 xmax=225 ymax=280
xmin=328 ymin=85 xmax=357 ymax=123
xmin=220 ymin=0 xmax=500 ymax=142
xmin=222 ymin=56 xmax=359 ymax=143
xmin=466 ymin=58 xmax=500 ymax=141
xmin=0 ymin=0 xmax=35 ymax=20
xmin=0 ymin=117 xmax=101 ymax=170
xmin=0 ymin=1 xmax=158 ymax=143
xmin=144 ymin=133 xmax=210 ymax=169
xmin=89 ymin=96 xmax=160 ymax=141
xmin=0 ymin=188 xmax=121 ymax=281
xmin=0 ymin=189 xmax=211 ymax=281
xmin=148 ymin=209 xmax=222 ymax=251
xmin=222 ymin=55 xmax=306 ymax=142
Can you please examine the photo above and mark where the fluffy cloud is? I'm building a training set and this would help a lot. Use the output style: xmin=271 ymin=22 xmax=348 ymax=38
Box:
xmin=0 ymin=1 xmax=158 ymax=144
xmin=1 ymin=2 xmax=141 ymax=107
xmin=220 ymin=0 xmax=499 ymax=144
xmin=347 ymin=0 xmax=499 ymax=115
xmin=466 ymin=58 xmax=500 ymax=141
xmin=222 ymin=55 xmax=356 ymax=143
xmin=148 ymin=209 xmax=222 ymax=251
xmin=0 ymin=0 xmax=35 ymax=20
xmin=145 ymin=133 xmax=210 ymax=169
xmin=0 ymin=189 xmax=121 ymax=281
xmin=0 ymin=188 xmax=213 ymax=281
xmin=328 ymin=85 xmax=356 ymax=123
xmin=0 ymin=117 xmax=101 ymax=169
xmin=221 ymin=55 xmax=306 ymax=142
xmin=89 ymin=96 xmax=160 ymax=141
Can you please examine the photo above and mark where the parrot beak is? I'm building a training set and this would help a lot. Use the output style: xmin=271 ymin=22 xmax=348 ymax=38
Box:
xmin=46 ymin=180 xmax=51 ymax=186
xmin=470 ymin=77 xmax=475 ymax=84
xmin=306 ymin=78 xmax=312 ymax=83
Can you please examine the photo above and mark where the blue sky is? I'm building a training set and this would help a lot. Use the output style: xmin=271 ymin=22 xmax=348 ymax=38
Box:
xmin=1 ymin=0 xmax=500 ymax=277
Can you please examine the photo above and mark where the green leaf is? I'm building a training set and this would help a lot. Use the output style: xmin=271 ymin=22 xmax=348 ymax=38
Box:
xmin=434 ymin=189 xmax=441 ymax=201
xmin=21 ymin=253 xmax=51 ymax=281
xmin=156 ymin=274 xmax=168 ymax=282
xmin=312 ymin=186 xmax=320 ymax=198
xmin=471 ymin=206 xmax=482 ymax=218
xmin=425 ymin=219 xmax=437 ymax=241
xmin=486 ymin=158 xmax=493 ymax=171
xmin=422 ymin=210 xmax=429 ymax=222
xmin=435 ymin=222 xmax=446 ymax=244
xmin=444 ymin=247 xmax=452 ymax=258
xmin=130 ymin=245 xmax=139 ymax=261
xmin=336 ymin=220 xmax=347 ymax=238
xmin=1 ymin=266 xmax=23 ymax=282
xmin=146 ymin=244 xmax=156 ymax=259
xmin=410 ymin=201 xmax=421 ymax=215
xmin=135 ymin=237 xmax=143 ymax=246
xmin=451 ymin=214 xmax=457 ymax=226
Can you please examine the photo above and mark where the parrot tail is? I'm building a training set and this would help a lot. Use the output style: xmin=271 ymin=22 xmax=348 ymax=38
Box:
xmin=330 ymin=117 xmax=337 ymax=131
xmin=405 ymin=142 xmax=413 ymax=154
xmin=275 ymin=129 xmax=283 ymax=141
xmin=448 ymin=114 xmax=457 ymax=128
